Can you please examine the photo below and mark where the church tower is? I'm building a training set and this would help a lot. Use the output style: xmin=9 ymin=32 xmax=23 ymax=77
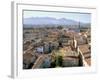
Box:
xmin=72 ymin=36 xmax=77 ymax=50
xmin=78 ymin=21 xmax=81 ymax=32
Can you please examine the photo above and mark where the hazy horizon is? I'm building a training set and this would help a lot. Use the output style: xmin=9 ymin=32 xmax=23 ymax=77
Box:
xmin=23 ymin=10 xmax=91 ymax=24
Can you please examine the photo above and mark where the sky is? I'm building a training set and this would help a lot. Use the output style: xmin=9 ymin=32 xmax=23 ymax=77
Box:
xmin=23 ymin=10 xmax=91 ymax=23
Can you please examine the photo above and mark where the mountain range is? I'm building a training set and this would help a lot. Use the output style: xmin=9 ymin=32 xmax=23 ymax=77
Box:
xmin=24 ymin=17 xmax=89 ymax=25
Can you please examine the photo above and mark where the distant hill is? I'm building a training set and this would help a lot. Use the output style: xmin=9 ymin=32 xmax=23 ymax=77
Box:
xmin=23 ymin=17 xmax=90 ymax=28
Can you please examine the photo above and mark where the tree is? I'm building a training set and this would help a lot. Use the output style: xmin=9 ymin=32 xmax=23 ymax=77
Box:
xmin=58 ymin=41 xmax=63 ymax=48
xmin=57 ymin=26 xmax=63 ymax=30
xmin=56 ymin=56 xmax=63 ymax=67
xmin=43 ymin=58 xmax=51 ymax=68
xmin=50 ymin=61 xmax=56 ymax=68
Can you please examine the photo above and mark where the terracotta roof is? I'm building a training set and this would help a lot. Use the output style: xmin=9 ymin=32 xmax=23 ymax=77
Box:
xmin=85 ymin=58 xmax=91 ymax=66
xmin=23 ymin=53 xmax=33 ymax=60
xmin=79 ymin=44 xmax=90 ymax=54
xmin=23 ymin=53 xmax=35 ymax=65
xmin=79 ymin=44 xmax=91 ymax=66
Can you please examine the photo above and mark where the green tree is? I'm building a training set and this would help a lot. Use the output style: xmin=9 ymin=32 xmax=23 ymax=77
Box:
xmin=57 ymin=26 xmax=63 ymax=30
xmin=56 ymin=56 xmax=63 ymax=67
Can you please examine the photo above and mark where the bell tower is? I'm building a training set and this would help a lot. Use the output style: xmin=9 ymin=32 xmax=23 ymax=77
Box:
xmin=72 ymin=36 xmax=77 ymax=50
